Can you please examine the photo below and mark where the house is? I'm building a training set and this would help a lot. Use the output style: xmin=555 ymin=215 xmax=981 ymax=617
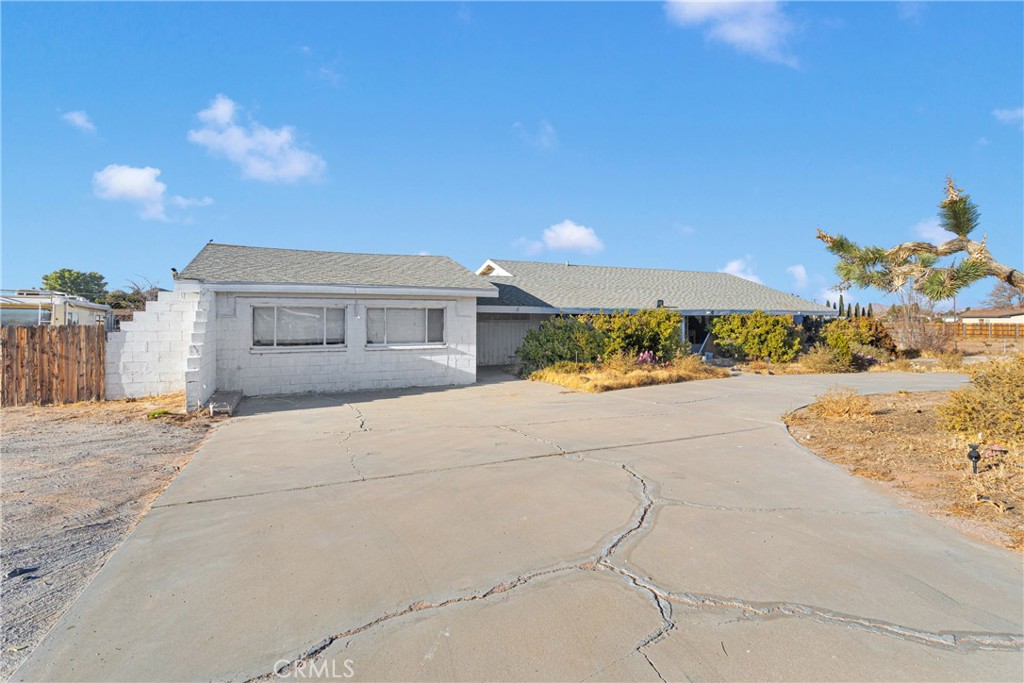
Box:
xmin=474 ymin=259 xmax=835 ymax=366
xmin=957 ymin=307 xmax=1024 ymax=324
xmin=107 ymin=244 xmax=835 ymax=410
xmin=106 ymin=244 xmax=498 ymax=410
xmin=0 ymin=289 xmax=112 ymax=329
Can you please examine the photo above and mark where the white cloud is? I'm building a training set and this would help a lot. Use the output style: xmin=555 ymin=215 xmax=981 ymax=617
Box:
xmin=992 ymin=107 xmax=1024 ymax=130
xmin=93 ymin=164 xmax=211 ymax=222
xmin=62 ymin=110 xmax=96 ymax=133
xmin=911 ymin=217 xmax=950 ymax=243
xmin=665 ymin=1 xmax=797 ymax=67
xmin=515 ymin=219 xmax=605 ymax=256
xmin=718 ymin=255 xmax=762 ymax=284
xmin=188 ymin=94 xmax=326 ymax=183
xmin=786 ymin=264 xmax=808 ymax=288
xmin=170 ymin=195 xmax=215 ymax=209
xmin=897 ymin=2 xmax=925 ymax=23
xmin=513 ymin=120 xmax=558 ymax=149
xmin=542 ymin=220 xmax=604 ymax=253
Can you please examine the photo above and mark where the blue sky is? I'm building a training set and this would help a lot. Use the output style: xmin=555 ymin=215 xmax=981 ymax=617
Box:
xmin=2 ymin=1 xmax=1022 ymax=308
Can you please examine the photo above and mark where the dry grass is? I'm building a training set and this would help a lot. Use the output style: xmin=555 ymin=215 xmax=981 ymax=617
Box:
xmin=529 ymin=354 xmax=730 ymax=393
xmin=3 ymin=392 xmax=204 ymax=425
xmin=806 ymin=386 xmax=874 ymax=420
xmin=786 ymin=390 xmax=1024 ymax=551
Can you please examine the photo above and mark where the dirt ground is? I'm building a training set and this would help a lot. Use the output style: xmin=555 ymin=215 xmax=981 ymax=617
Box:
xmin=785 ymin=390 xmax=1024 ymax=553
xmin=0 ymin=394 xmax=220 ymax=680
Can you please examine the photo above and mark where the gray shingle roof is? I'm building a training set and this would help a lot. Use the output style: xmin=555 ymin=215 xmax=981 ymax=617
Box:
xmin=178 ymin=244 xmax=496 ymax=293
xmin=479 ymin=259 xmax=833 ymax=314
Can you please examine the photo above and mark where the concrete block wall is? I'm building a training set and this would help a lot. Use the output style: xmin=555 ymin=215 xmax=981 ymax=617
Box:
xmin=105 ymin=289 xmax=198 ymax=400
xmin=183 ymin=289 xmax=217 ymax=411
xmin=214 ymin=294 xmax=477 ymax=397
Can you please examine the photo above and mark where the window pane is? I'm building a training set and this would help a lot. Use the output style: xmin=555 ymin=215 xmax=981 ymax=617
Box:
xmin=366 ymin=308 xmax=386 ymax=344
xmin=253 ymin=307 xmax=275 ymax=346
xmin=277 ymin=307 xmax=324 ymax=346
xmin=386 ymin=308 xmax=425 ymax=344
xmin=326 ymin=308 xmax=345 ymax=345
xmin=427 ymin=309 xmax=444 ymax=343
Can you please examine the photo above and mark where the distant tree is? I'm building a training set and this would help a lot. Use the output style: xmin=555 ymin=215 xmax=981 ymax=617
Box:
xmin=854 ymin=303 xmax=861 ymax=317
xmin=867 ymin=303 xmax=874 ymax=317
xmin=818 ymin=177 xmax=1024 ymax=300
xmin=981 ymin=281 xmax=1024 ymax=309
xmin=838 ymin=294 xmax=845 ymax=318
xmin=41 ymin=269 xmax=108 ymax=302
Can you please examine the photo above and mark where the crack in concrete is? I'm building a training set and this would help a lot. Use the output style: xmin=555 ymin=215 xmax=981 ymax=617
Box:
xmin=243 ymin=564 xmax=580 ymax=683
xmin=154 ymin=426 xmax=771 ymax=509
xmin=599 ymin=563 xmax=1024 ymax=653
xmin=498 ymin=425 xmax=566 ymax=454
xmin=344 ymin=403 xmax=367 ymax=432
xmin=653 ymin=497 xmax=907 ymax=517
xmin=599 ymin=466 xmax=656 ymax=562
xmin=241 ymin=452 xmax=1020 ymax=683
xmin=640 ymin=649 xmax=668 ymax=683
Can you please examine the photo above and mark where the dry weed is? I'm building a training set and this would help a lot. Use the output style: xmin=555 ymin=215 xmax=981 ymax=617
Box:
xmin=529 ymin=354 xmax=729 ymax=393
xmin=806 ymin=386 xmax=874 ymax=420
xmin=785 ymin=390 xmax=1024 ymax=552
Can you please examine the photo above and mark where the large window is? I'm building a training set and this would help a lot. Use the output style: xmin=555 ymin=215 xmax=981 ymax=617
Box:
xmin=253 ymin=306 xmax=345 ymax=347
xmin=366 ymin=307 xmax=444 ymax=345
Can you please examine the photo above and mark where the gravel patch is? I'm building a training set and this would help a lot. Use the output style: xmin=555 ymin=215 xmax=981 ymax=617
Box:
xmin=0 ymin=399 xmax=218 ymax=680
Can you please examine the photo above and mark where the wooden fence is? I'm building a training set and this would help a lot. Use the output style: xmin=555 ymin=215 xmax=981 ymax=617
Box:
xmin=1 ymin=325 xmax=106 ymax=406
xmin=944 ymin=322 xmax=1022 ymax=339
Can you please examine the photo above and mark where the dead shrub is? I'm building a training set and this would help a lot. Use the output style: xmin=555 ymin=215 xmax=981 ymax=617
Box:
xmin=601 ymin=350 xmax=639 ymax=374
xmin=529 ymin=353 xmax=729 ymax=392
xmin=937 ymin=351 xmax=965 ymax=370
xmin=807 ymin=386 xmax=874 ymax=420
xmin=799 ymin=344 xmax=854 ymax=374
xmin=938 ymin=354 xmax=1024 ymax=447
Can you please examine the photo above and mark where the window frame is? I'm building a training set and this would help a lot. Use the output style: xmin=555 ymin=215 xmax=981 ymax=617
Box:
xmin=365 ymin=306 xmax=446 ymax=347
xmin=251 ymin=305 xmax=347 ymax=350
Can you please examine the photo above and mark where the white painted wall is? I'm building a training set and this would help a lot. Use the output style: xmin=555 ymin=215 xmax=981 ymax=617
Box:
xmin=213 ymin=293 xmax=477 ymax=396
xmin=105 ymin=290 xmax=196 ymax=400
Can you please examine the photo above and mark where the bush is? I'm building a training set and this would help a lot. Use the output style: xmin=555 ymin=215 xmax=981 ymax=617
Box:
xmin=938 ymin=354 xmax=1024 ymax=447
xmin=807 ymin=386 xmax=874 ymax=420
xmin=937 ymin=351 xmax=964 ymax=370
xmin=822 ymin=317 xmax=897 ymax=365
xmin=578 ymin=309 xmax=684 ymax=360
xmin=799 ymin=344 xmax=855 ymax=373
xmin=516 ymin=317 xmax=604 ymax=375
xmin=710 ymin=311 xmax=801 ymax=363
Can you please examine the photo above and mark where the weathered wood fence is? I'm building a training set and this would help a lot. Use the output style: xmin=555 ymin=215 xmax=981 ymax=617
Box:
xmin=945 ymin=322 xmax=1022 ymax=339
xmin=1 ymin=325 xmax=106 ymax=406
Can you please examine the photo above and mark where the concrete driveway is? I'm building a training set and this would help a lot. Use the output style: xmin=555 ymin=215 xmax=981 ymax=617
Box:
xmin=15 ymin=371 xmax=1024 ymax=682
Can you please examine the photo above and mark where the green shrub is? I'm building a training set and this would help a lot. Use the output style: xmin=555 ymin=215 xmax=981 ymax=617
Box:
xmin=938 ymin=354 xmax=1024 ymax=447
xmin=710 ymin=311 xmax=801 ymax=363
xmin=516 ymin=317 xmax=604 ymax=375
xmin=822 ymin=317 xmax=897 ymax=365
xmin=578 ymin=309 xmax=684 ymax=360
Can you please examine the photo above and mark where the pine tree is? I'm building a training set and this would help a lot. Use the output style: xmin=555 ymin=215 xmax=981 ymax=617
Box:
xmin=838 ymin=294 xmax=845 ymax=317
xmin=867 ymin=303 xmax=874 ymax=317
xmin=854 ymin=303 xmax=861 ymax=317
xmin=818 ymin=177 xmax=1024 ymax=300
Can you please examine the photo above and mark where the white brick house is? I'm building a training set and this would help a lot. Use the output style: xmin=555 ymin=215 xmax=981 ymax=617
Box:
xmin=107 ymin=244 xmax=497 ymax=410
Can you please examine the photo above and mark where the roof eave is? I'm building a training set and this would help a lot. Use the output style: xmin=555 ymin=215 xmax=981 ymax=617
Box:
xmin=175 ymin=280 xmax=498 ymax=298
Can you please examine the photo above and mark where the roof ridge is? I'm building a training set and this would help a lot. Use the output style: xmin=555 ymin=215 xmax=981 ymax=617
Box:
xmin=201 ymin=243 xmax=450 ymax=260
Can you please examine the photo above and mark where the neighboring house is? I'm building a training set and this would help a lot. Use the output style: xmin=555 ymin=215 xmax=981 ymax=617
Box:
xmin=107 ymin=244 xmax=498 ymax=410
xmin=474 ymin=259 xmax=835 ymax=366
xmin=957 ymin=308 xmax=1024 ymax=324
xmin=0 ymin=289 xmax=112 ymax=329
